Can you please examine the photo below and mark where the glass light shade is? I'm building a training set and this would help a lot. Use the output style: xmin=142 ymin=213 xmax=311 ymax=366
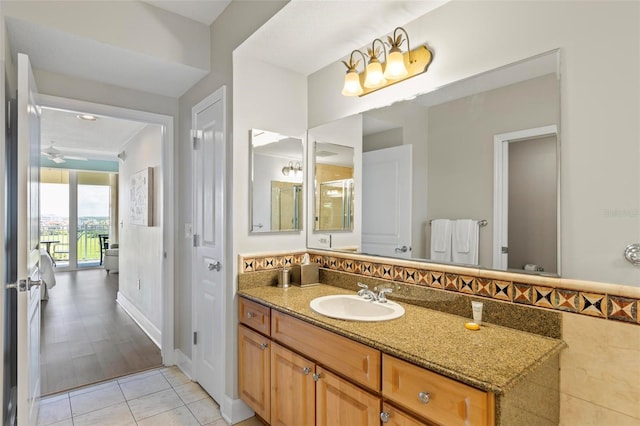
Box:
xmin=341 ymin=70 xmax=363 ymax=96
xmin=364 ymin=61 xmax=386 ymax=88
xmin=384 ymin=50 xmax=409 ymax=80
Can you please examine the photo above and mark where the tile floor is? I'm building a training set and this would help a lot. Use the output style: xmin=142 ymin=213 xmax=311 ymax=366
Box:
xmin=37 ymin=367 xmax=264 ymax=426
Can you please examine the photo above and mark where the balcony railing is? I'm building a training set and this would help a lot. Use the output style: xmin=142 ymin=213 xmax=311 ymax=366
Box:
xmin=41 ymin=223 xmax=109 ymax=264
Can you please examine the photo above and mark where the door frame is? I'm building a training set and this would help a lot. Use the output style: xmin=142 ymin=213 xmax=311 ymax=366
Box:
xmin=190 ymin=86 xmax=227 ymax=396
xmin=39 ymin=94 xmax=176 ymax=364
xmin=492 ymin=124 xmax=559 ymax=273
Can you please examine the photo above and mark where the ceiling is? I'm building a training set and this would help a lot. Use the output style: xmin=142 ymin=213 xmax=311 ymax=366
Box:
xmin=41 ymin=108 xmax=149 ymax=161
xmin=237 ymin=0 xmax=448 ymax=76
xmin=141 ymin=0 xmax=231 ymax=25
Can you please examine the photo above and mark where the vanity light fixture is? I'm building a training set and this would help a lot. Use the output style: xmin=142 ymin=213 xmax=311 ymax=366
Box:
xmin=341 ymin=27 xmax=433 ymax=97
xmin=282 ymin=161 xmax=302 ymax=177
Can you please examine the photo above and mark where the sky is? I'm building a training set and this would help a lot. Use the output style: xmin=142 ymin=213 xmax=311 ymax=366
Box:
xmin=41 ymin=183 xmax=110 ymax=217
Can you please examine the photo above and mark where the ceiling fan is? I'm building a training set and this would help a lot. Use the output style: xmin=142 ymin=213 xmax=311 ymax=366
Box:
xmin=41 ymin=141 xmax=88 ymax=163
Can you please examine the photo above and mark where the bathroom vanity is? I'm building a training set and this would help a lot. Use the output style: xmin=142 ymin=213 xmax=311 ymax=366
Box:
xmin=238 ymin=285 xmax=563 ymax=426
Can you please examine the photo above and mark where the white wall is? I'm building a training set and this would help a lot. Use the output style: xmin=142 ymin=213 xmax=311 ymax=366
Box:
xmin=308 ymin=0 xmax=640 ymax=287
xmin=117 ymin=125 xmax=163 ymax=340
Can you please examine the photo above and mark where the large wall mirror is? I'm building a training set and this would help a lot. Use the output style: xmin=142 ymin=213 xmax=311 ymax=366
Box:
xmin=309 ymin=50 xmax=561 ymax=276
xmin=250 ymin=129 xmax=304 ymax=233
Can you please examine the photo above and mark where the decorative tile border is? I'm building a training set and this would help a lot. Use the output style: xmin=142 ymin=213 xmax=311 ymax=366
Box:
xmin=238 ymin=250 xmax=640 ymax=325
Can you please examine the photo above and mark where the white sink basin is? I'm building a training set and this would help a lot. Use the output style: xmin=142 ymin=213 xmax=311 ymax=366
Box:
xmin=310 ymin=295 xmax=405 ymax=322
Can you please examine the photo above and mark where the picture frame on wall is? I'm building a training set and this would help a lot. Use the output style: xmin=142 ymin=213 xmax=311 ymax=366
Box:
xmin=130 ymin=167 xmax=153 ymax=226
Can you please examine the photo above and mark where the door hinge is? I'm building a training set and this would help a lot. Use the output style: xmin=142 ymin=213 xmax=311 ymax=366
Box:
xmin=193 ymin=234 xmax=200 ymax=247
xmin=193 ymin=136 xmax=198 ymax=150
xmin=193 ymin=332 xmax=198 ymax=345
xmin=501 ymin=246 xmax=509 ymax=254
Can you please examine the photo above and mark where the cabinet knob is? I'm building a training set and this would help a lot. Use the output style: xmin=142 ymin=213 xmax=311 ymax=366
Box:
xmin=246 ymin=312 xmax=255 ymax=319
xmin=380 ymin=412 xmax=390 ymax=423
xmin=312 ymin=372 xmax=322 ymax=382
xmin=259 ymin=342 xmax=268 ymax=350
xmin=302 ymin=367 xmax=312 ymax=375
xmin=418 ymin=391 xmax=431 ymax=404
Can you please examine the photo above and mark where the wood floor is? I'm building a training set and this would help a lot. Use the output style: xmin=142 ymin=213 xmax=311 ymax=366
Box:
xmin=41 ymin=269 xmax=162 ymax=395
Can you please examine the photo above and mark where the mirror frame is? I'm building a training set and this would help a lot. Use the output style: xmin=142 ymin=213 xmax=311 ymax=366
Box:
xmin=249 ymin=128 xmax=304 ymax=234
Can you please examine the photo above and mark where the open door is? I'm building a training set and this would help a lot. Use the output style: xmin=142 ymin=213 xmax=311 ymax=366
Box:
xmin=15 ymin=53 xmax=42 ymax=426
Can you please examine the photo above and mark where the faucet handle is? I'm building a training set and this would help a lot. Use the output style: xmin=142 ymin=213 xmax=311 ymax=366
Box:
xmin=357 ymin=282 xmax=368 ymax=296
xmin=377 ymin=288 xmax=393 ymax=303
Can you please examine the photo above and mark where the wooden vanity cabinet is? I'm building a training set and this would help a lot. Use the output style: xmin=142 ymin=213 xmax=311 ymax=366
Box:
xmin=238 ymin=324 xmax=271 ymax=421
xmin=238 ymin=297 xmax=496 ymax=426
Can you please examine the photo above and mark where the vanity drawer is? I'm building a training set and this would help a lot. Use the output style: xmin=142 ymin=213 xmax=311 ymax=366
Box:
xmin=271 ymin=310 xmax=381 ymax=392
xmin=239 ymin=297 xmax=270 ymax=336
xmin=383 ymin=355 xmax=494 ymax=426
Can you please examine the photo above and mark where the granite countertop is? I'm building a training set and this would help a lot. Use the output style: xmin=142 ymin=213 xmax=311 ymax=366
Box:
xmin=238 ymin=284 xmax=565 ymax=395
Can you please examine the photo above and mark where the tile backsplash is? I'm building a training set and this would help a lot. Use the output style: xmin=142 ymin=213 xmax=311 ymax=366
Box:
xmin=239 ymin=249 xmax=640 ymax=326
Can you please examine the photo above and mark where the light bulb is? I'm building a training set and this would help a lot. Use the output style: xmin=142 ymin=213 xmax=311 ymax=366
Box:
xmin=341 ymin=70 xmax=363 ymax=96
xmin=364 ymin=60 xmax=386 ymax=88
xmin=383 ymin=49 xmax=408 ymax=80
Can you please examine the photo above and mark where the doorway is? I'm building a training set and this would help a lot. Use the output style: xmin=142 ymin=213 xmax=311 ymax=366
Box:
xmin=493 ymin=125 xmax=559 ymax=274
xmin=37 ymin=95 xmax=175 ymax=394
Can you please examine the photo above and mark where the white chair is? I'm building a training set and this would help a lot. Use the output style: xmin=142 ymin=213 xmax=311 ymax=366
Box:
xmin=104 ymin=243 xmax=119 ymax=274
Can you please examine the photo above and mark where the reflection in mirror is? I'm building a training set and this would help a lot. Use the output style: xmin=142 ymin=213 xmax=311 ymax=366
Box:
xmin=314 ymin=142 xmax=354 ymax=232
xmin=311 ymin=51 xmax=561 ymax=276
xmin=250 ymin=129 xmax=303 ymax=233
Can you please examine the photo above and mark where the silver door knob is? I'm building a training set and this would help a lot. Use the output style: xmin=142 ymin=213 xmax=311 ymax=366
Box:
xmin=302 ymin=367 xmax=312 ymax=375
xmin=208 ymin=261 xmax=221 ymax=271
xmin=380 ymin=412 xmax=390 ymax=423
xmin=259 ymin=342 xmax=268 ymax=350
xmin=394 ymin=246 xmax=408 ymax=253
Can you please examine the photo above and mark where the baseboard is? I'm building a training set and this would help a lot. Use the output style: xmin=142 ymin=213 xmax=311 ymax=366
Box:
xmin=116 ymin=291 xmax=161 ymax=349
xmin=174 ymin=349 xmax=193 ymax=380
xmin=221 ymin=395 xmax=254 ymax=425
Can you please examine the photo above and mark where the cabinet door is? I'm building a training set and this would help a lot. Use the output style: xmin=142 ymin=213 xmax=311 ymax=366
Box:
xmin=316 ymin=367 xmax=380 ymax=426
xmin=271 ymin=342 xmax=315 ymax=426
xmin=238 ymin=325 xmax=271 ymax=421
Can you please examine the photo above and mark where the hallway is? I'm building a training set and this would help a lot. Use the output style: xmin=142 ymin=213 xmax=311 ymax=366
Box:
xmin=41 ymin=269 xmax=162 ymax=395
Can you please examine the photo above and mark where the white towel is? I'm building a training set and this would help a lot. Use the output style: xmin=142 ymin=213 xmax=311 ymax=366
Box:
xmin=430 ymin=219 xmax=452 ymax=262
xmin=452 ymin=219 xmax=479 ymax=265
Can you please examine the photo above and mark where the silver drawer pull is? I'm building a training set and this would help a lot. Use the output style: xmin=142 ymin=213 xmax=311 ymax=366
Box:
xmin=418 ymin=391 xmax=431 ymax=404
xmin=312 ymin=372 xmax=322 ymax=382
xmin=380 ymin=412 xmax=390 ymax=423
xmin=302 ymin=367 xmax=312 ymax=375
xmin=246 ymin=312 xmax=255 ymax=319
xmin=259 ymin=342 xmax=268 ymax=350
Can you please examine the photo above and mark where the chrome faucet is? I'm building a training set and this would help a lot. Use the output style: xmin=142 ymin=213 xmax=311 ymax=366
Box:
xmin=357 ymin=283 xmax=393 ymax=302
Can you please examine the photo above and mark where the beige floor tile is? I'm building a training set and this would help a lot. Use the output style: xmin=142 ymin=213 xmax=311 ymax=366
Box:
xmin=118 ymin=371 xmax=171 ymax=400
xmin=127 ymin=388 xmax=184 ymax=421
xmin=174 ymin=381 xmax=209 ymax=404
xmin=161 ymin=366 xmax=191 ymax=387
xmin=37 ymin=396 xmax=71 ymax=426
xmin=72 ymin=401 xmax=136 ymax=426
xmin=188 ymin=397 xmax=222 ymax=425
xmin=206 ymin=419 xmax=228 ymax=426
xmin=118 ymin=368 xmax=161 ymax=384
xmin=69 ymin=381 xmax=125 ymax=416
xmin=231 ymin=417 xmax=265 ymax=426
xmin=137 ymin=405 xmax=200 ymax=426
xmin=560 ymin=393 xmax=640 ymax=426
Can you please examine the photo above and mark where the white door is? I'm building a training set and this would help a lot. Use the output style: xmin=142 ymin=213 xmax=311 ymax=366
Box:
xmin=192 ymin=87 xmax=226 ymax=404
xmin=362 ymin=145 xmax=412 ymax=258
xmin=16 ymin=53 xmax=42 ymax=426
